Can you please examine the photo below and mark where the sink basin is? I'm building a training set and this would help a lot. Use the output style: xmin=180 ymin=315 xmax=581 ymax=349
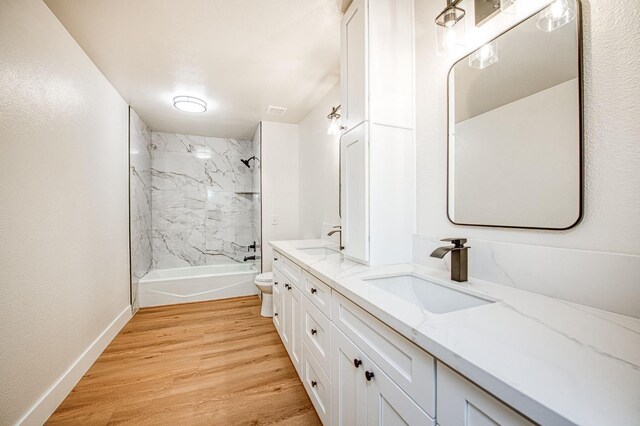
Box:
xmin=363 ymin=275 xmax=494 ymax=314
xmin=298 ymin=247 xmax=338 ymax=256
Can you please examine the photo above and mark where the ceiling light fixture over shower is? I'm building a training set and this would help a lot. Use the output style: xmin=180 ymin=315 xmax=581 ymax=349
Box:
xmin=173 ymin=96 xmax=207 ymax=113
xmin=327 ymin=105 xmax=343 ymax=135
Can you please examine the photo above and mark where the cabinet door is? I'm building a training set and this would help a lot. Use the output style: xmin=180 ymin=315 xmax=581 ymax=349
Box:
xmin=341 ymin=123 xmax=369 ymax=263
xmin=437 ymin=364 xmax=533 ymax=426
xmin=282 ymin=281 xmax=292 ymax=352
xmin=366 ymin=364 xmax=435 ymax=426
xmin=332 ymin=326 xmax=367 ymax=426
xmin=341 ymin=0 xmax=367 ymax=131
xmin=289 ymin=285 xmax=303 ymax=376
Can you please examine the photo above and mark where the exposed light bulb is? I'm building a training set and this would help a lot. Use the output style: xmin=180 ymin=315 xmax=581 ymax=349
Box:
xmin=444 ymin=27 xmax=458 ymax=49
xmin=536 ymin=0 xmax=575 ymax=32
xmin=478 ymin=44 xmax=493 ymax=61
xmin=549 ymin=0 xmax=566 ymax=19
xmin=327 ymin=116 xmax=341 ymax=135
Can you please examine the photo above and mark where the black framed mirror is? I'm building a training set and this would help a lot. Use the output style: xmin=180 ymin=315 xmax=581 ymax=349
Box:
xmin=447 ymin=0 xmax=583 ymax=230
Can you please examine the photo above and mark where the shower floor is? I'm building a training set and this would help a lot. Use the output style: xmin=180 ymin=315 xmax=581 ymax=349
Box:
xmin=46 ymin=296 xmax=320 ymax=425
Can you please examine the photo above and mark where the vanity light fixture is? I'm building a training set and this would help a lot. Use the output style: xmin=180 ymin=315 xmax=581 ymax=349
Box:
xmin=327 ymin=105 xmax=343 ymax=135
xmin=536 ymin=0 xmax=576 ymax=32
xmin=469 ymin=40 xmax=499 ymax=69
xmin=173 ymin=96 xmax=207 ymax=113
xmin=435 ymin=0 xmax=466 ymax=56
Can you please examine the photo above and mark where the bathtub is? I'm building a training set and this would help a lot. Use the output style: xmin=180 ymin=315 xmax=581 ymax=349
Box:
xmin=138 ymin=263 xmax=259 ymax=307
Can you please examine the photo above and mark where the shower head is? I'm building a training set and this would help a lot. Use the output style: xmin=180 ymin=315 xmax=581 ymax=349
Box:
xmin=241 ymin=156 xmax=257 ymax=168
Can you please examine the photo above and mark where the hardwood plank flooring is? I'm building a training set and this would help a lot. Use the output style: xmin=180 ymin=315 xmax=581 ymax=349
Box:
xmin=47 ymin=296 xmax=321 ymax=425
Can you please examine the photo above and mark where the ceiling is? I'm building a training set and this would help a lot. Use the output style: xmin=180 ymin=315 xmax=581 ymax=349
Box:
xmin=44 ymin=0 xmax=343 ymax=139
xmin=454 ymin=13 xmax=578 ymax=122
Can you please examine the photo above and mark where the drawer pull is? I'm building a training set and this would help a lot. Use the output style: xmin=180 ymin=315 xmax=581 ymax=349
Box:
xmin=310 ymin=288 xmax=317 ymax=294
xmin=365 ymin=371 xmax=375 ymax=381
xmin=353 ymin=359 xmax=362 ymax=368
xmin=311 ymin=328 xmax=317 ymax=335
xmin=311 ymin=380 xmax=317 ymax=387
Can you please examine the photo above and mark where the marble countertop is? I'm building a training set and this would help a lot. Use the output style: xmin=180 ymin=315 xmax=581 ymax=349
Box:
xmin=270 ymin=239 xmax=640 ymax=426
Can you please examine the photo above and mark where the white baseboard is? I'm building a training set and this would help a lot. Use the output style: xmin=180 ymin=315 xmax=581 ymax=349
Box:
xmin=17 ymin=306 xmax=133 ymax=426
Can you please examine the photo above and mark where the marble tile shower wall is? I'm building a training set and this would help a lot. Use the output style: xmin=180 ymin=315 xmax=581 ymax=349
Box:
xmin=129 ymin=109 xmax=153 ymax=310
xmin=150 ymin=132 xmax=259 ymax=269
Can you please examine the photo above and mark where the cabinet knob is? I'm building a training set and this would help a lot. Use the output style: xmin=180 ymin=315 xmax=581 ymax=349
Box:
xmin=274 ymin=313 xmax=278 ymax=317
xmin=274 ymin=281 xmax=278 ymax=286
xmin=310 ymin=288 xmax=317 ymax=294
xmin=311 ymin=328 xmax=317 ymax=335
xmin=365 ymin=371 xmax=375 ymax=381
xmin=353 ymin=359 xmax=362 ymax=368
xmin=311 ymin=380 xmax=317 ymax=387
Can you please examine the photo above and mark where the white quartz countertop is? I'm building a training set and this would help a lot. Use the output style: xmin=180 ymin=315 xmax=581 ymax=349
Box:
xmin=269 ymin=239 xmax=640 ymax=426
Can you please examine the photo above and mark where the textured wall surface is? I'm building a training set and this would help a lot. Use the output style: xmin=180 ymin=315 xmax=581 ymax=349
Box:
xmin=149 ymin=132 xmax=260 ymax=268
xmin=414 ymin=0 xmax=640 ymax=315
xmin=0 ymin=0 xmax=130 ymax=423
xmin=130 ymin=109 xmax=153 ymax=311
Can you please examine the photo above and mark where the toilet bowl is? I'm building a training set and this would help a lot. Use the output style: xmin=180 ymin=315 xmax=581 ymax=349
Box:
xmin=254 ymin=272 xmax=274 ymax=317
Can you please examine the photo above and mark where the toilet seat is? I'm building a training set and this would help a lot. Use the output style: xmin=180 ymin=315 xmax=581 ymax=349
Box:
xmin=255 ymin=272 xmax=273 ymax=283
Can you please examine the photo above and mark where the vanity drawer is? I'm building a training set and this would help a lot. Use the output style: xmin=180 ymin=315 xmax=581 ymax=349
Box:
xmin=302 ymin=271 xmax=332 ymax=318
xmin=332 ymin=291 xmax=436 ymax=417
xmin=437 ymin=363 xmax=534 ymax=426
xmin=282 ymin=256 xmax=302 ymax=289
xmin=302 ymin=342 xmax=331 ymax=425
xmin=272 ymin=268 xmax=284 ymax=306
xmin=273 ymin=250 xmax=283 ymax=271
xmin=302 ymin=296 xmax=331 ymax=375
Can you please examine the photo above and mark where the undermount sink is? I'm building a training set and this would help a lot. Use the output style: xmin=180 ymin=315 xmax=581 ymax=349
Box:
xmin=363 ymin=274 xmax=494 ymax=314
xmin=298 ymin=247 xmax=339 ymax=256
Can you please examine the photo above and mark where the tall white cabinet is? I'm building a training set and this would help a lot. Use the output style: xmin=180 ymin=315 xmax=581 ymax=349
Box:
xmin=340 ymin=0 xmax=415 ymax=266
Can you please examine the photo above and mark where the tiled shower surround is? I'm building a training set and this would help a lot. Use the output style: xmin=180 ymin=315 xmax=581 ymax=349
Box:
xmin=129 ymin=109 xmax=153 ymax=310
xmin=150 ymin=132 xmax=260 ymax=269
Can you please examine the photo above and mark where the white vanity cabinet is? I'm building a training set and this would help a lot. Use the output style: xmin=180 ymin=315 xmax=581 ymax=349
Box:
xmin=271 ymin=250 xmax=532 ymax=426
xmin=274 ymin=254 xmax=303 ymax=376
xmin=339 ymin=0 xmax=415 ymax=266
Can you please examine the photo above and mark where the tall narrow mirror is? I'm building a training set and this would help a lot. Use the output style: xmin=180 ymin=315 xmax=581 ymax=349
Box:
xmin=447 ymin=2 xmax=582 ymax=229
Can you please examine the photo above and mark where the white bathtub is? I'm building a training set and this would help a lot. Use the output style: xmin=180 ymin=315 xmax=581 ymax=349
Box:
xmin=138 ymin=263 xmax=259 ymax=307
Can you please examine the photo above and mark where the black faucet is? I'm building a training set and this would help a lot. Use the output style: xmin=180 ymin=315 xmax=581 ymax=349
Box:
xmin=248 ymin=241 xmax=258 ymax=252
xmin=244 ymin=255 xmax=261 ymax=262
xmin=430 ymin=238 xmax=469 ymax=282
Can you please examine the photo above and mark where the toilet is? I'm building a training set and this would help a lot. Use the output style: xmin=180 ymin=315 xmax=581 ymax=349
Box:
xmin=254 ymin=272 xmax=274 ymax=317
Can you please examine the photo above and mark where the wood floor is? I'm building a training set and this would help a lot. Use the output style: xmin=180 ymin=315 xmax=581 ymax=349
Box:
xmin=47 ymin=296 xmax=321 ymax=425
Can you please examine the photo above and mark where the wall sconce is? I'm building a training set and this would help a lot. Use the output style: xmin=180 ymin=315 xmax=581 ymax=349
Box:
xmin=435 ymin=0 xmax=466 ymax=57
xmin=327 ymin=105 xmax=343 ymax=135
xmin=536 ymin=0 xmax=576 ymax=32
xmin=469 ymin=40 xmax=499 ymax=69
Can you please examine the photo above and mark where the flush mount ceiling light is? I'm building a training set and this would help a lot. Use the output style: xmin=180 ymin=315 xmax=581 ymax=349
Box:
xmin=435 ymin=0 xmax=466 ymax=57
xmin=536 ymin=0 xmax=576 ymax=32
xmin=469 ymin=40 xmax=499 ymax=69
xmin=327 ymin=105 xmax=343 ymax=135
xmin=173 ymin=96 xmax=207 ymax=113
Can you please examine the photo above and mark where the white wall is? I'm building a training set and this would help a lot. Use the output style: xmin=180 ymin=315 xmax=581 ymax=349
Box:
xmin=0 ymin=1 xmax=131 ymax=423
xmin=415 ymin=0 xmax=640 ymax=316
xmin=298 ymin=84 xmax=341 ymax=239
xmin=261 ymin=121 xmax=300 ymax=271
